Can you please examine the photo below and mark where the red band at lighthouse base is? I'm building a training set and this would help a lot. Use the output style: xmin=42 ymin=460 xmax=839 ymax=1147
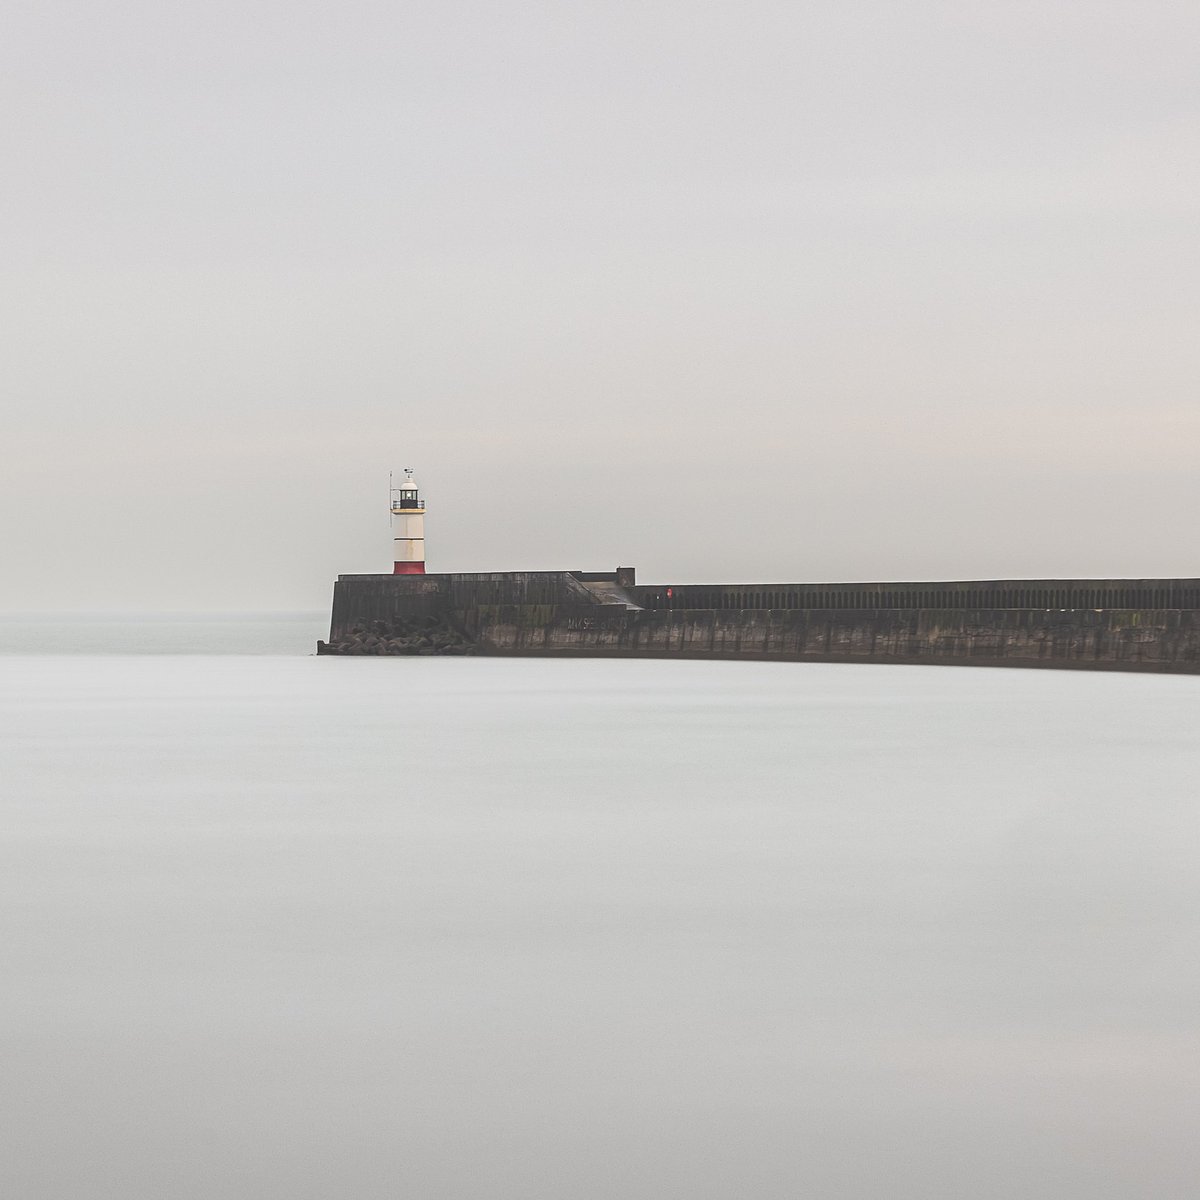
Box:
xmin=393 ymin=562 xmax=426 ymax=575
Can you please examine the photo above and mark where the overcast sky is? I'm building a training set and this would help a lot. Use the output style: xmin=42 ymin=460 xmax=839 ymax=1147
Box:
xmin=4 ymin=1 xmax=1198 ymax=611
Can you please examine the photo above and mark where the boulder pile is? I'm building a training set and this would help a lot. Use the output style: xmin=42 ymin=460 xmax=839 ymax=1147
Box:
xmin=318 ymin=614 xmax=477 ymax=656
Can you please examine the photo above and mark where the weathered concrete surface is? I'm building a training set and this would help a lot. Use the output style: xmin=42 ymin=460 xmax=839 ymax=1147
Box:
xmin=319 ymin=572 xmax=1200 ymax=673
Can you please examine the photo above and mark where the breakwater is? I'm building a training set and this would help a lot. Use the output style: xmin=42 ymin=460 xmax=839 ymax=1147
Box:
xmin=317 ymin=570 xmax=1200 ymax=673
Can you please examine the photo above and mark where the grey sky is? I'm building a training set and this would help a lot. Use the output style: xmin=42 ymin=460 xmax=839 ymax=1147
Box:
xmin=4 ymin=1 xmax=1198 ymax=611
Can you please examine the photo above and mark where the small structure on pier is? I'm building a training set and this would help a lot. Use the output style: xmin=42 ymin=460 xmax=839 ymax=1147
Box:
xmin=390 ymin=469 xmax=425 ymax=575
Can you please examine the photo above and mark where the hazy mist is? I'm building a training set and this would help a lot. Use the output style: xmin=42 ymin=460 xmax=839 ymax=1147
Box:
xmin=4 ymin=2 xmax=1198 ymax=611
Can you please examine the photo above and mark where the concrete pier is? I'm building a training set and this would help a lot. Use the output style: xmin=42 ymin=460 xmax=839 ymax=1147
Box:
xmin=318 ymin=570 xmax=1200 ymax=673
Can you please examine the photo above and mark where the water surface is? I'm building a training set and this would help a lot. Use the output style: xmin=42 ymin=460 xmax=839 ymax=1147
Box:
xmin=2 ymin=623 xmax=1198 ymax=1198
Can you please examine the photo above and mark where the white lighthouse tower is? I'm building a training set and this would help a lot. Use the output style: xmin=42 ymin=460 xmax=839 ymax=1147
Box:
xmin=390 ymin=469 xmax=426 ymax=574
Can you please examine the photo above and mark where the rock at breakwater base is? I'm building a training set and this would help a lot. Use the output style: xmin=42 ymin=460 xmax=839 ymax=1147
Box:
xmin=317 ymin=615 xmax=477 ymax=657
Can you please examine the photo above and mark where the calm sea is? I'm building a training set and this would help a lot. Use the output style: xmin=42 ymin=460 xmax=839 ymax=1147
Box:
xmin=2 ymin=616 xmax=1199 ymax=1199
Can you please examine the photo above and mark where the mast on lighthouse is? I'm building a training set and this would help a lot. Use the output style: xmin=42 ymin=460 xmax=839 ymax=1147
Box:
xmin=389 ymin=469 xmax=426 ymax=575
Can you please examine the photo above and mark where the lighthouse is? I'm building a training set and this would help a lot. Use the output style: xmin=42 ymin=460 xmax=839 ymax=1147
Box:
xmin=390 ymin=469 xmax=426 ymax=574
